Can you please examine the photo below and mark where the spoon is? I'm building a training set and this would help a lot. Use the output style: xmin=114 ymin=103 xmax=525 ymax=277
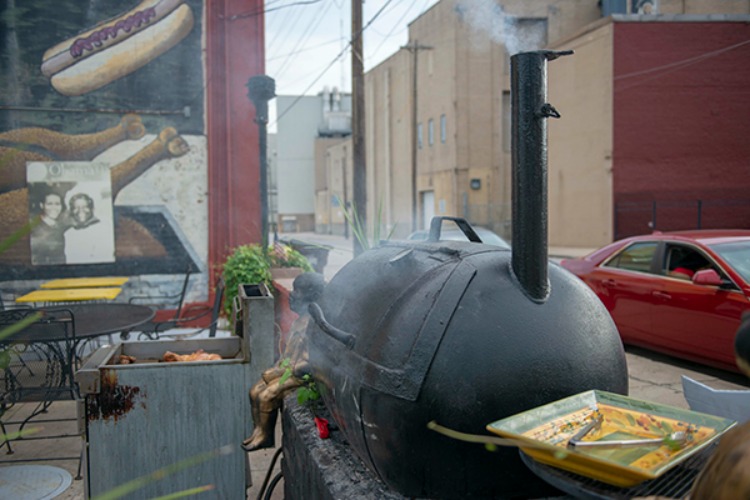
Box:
xmin=567 ymin=415 xmax=689 ymax=451
xmin=570 ymin=431 xmax=688 ymax=450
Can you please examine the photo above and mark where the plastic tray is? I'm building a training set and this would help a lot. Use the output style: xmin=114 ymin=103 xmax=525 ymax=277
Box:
xmin=487 ymin=390 xmax=735 ymax=487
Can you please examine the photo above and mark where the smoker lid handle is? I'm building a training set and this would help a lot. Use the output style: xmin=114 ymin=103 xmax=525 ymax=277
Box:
xmin=308 ymin=302 xmax=356 ymax=349
xmin=428 ymin=217 xmax=483 ymax=243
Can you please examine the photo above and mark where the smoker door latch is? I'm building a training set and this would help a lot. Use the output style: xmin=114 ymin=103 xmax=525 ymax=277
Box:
xmin=538 ymin=103 xmax=561 ymax=119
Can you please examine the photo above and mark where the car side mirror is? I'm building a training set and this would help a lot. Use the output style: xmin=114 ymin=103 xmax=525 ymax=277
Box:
xmin=692 ymin=269 xmax=723 ymax=286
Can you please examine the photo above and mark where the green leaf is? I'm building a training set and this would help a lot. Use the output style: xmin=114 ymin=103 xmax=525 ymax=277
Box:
xmin=297 ymin=388 xmax=310 ymax=406
xmin=0 ymin=217 xmax=40 ymax=254
xmin=0 ymin=312 xmax=42 ymax=342
xmin=278 ymin=367 xmax=292 ymax=386
xmin=334 ymin=195 xmax=397 ymax=251
xmin=0 ymin=350 xmax=10 ymax=370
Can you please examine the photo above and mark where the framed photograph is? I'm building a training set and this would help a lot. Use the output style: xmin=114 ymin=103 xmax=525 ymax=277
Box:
xmin=27 ymin=162 xmax=115 ymax=265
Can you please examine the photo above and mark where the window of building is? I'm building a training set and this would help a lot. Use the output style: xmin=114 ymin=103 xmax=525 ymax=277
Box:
xmin=417 ymin=122 xmax=423 ymax=149
xmin=428 ymin=119 xmax=434 ymax=146
xmin=440 ymin=114 xmax=446 ymax=143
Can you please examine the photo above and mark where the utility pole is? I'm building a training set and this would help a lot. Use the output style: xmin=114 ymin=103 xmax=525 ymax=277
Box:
xmin=351 ymin=0 xmax=366 ymax=256
xmin=401 ymin=40 xmax=432 ymax=232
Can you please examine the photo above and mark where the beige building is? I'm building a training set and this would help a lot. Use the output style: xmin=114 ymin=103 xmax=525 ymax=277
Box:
xmin=315 ymin=137 xmax=351 ymax=234
xmin=318 ymin=0 xmax=750 ymax=243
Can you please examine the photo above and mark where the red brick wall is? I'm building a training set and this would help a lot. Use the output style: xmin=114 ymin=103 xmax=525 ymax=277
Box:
xmin=612 ymin=22 xmax=750 ymax=236
xmin=206 ymin=0 xmax=265 ymax=275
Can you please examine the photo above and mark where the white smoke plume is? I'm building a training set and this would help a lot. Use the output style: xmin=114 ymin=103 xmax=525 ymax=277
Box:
xmin=455 ymin=0 xmax=545 ymax=56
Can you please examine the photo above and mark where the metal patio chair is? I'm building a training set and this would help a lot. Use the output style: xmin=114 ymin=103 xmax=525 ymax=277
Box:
xmin=128 ymin=269 xmax=193 ymax=339
xmin=156 ymin=277 xmax=226 ymax=340
xmin=0 ymin=307 xmax=83 ymax=478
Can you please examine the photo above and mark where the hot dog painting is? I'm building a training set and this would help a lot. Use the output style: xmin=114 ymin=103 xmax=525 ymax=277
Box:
xmin=41 ymin=0 xmax=195 ymax=96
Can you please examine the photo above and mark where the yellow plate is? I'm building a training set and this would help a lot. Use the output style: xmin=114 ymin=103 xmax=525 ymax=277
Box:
xmin=40 ymin=276 xmax=129 ymax=289
xmin=16 ymin=287 xmax=122 ymax=303
xmin=487 ymin=390 xmax=735 ymax=487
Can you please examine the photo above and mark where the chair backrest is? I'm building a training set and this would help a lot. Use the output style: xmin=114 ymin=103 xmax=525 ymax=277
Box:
xmin=173 ymin=270 xmax=192 ymax=320
xmin=209 ymin=277 xmax=225 ymax=338
xmin=1 ymin=308 xmax=77 ymax=404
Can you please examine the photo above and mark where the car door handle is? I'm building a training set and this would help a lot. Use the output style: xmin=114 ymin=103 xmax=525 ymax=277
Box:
xmin=652 ymin=291 xmax=671 ymax=300
xmin=602 ymin=279 xmax=616 ymax=288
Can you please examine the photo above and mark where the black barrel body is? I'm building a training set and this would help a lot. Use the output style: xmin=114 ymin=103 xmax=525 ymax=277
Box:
xmin=307 ymin=241 xmax=628 ymax=498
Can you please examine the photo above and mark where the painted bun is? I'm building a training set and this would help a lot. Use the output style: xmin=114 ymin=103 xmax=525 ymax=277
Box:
xmin=41 ymin=0 xmax=194 ymax=96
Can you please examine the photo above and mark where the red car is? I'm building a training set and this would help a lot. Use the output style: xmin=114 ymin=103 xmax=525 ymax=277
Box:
xmin=560 ymin=230 xmax=750 ymax=373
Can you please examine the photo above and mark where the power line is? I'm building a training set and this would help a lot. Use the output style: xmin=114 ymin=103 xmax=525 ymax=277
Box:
xmin=274 ymin=0 xmax=336 ymax=80
xmin=267 ymin=36 xmax=343 ymax=61
xmin=614 ymin=38 xmax=750 ymax=93
xmin=367 ymin=0 xmax=420 ymax=60
xmin=266 ymin=1 xmax=312 ymax=56
xmin=272 ymin=0 xmax=396 ymax=126
xmin=616 ymin=38 xmax=750 ymax=80
xmin=228 ymin=0 xmax=323 ymax=20
xmin=278 ymin=58 xmax=347 ymax=89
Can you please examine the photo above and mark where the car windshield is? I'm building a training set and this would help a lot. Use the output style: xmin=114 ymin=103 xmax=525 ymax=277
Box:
xmin=709 ymin=240 xmax=750 ymax=283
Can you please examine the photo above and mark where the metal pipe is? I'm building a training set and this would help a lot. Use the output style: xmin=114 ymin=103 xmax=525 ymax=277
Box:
xmin=510 ymin=50 xmax=572 ymax=301
xmin=246 ymin=75 xmax=276 ymax=251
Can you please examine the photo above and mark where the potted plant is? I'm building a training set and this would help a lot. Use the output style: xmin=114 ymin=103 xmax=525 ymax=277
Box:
xmin=221 ymin=243 xmax=313 ymax=317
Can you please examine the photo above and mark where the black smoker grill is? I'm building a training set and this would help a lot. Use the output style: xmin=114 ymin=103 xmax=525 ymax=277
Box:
xmin=304 ymin=50 xmax=629 ymax=498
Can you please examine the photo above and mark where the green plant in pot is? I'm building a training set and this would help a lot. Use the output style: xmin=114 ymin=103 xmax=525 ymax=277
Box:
xmin=221 ymin=243 xmax=313 ymax=316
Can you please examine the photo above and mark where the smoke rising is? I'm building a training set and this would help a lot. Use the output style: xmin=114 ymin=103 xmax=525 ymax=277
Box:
xmin=455 ymin=0 xmax=545 ymax=56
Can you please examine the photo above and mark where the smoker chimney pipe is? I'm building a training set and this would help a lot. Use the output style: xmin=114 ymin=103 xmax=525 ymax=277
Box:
xmin=510 ymin=50 xmax=572 ymax=302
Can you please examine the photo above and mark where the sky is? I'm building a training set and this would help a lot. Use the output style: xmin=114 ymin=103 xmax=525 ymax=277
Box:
xmin=264 ymin=0 xmax=440 ymax=97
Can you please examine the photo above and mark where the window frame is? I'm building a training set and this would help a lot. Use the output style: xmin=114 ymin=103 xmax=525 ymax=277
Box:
xmin=603 ymin=241 xmax=659 ymax=274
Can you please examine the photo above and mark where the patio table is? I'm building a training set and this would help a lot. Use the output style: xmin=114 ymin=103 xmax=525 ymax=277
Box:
xmin=27 ymin=303 xmax=155 ymax=340
xmin=6 ymin=303 xmax=155 ymax=362
xmin=40 ymin=277 xmax=129 ymax=289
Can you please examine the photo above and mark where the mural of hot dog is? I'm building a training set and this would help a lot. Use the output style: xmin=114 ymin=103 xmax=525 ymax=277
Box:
xmin=40 ymin=0 xmax=194 ymax=96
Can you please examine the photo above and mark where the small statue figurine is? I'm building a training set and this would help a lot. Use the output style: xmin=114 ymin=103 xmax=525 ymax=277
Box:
xmin=243 ymin=272 xmax=326 ymax=451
